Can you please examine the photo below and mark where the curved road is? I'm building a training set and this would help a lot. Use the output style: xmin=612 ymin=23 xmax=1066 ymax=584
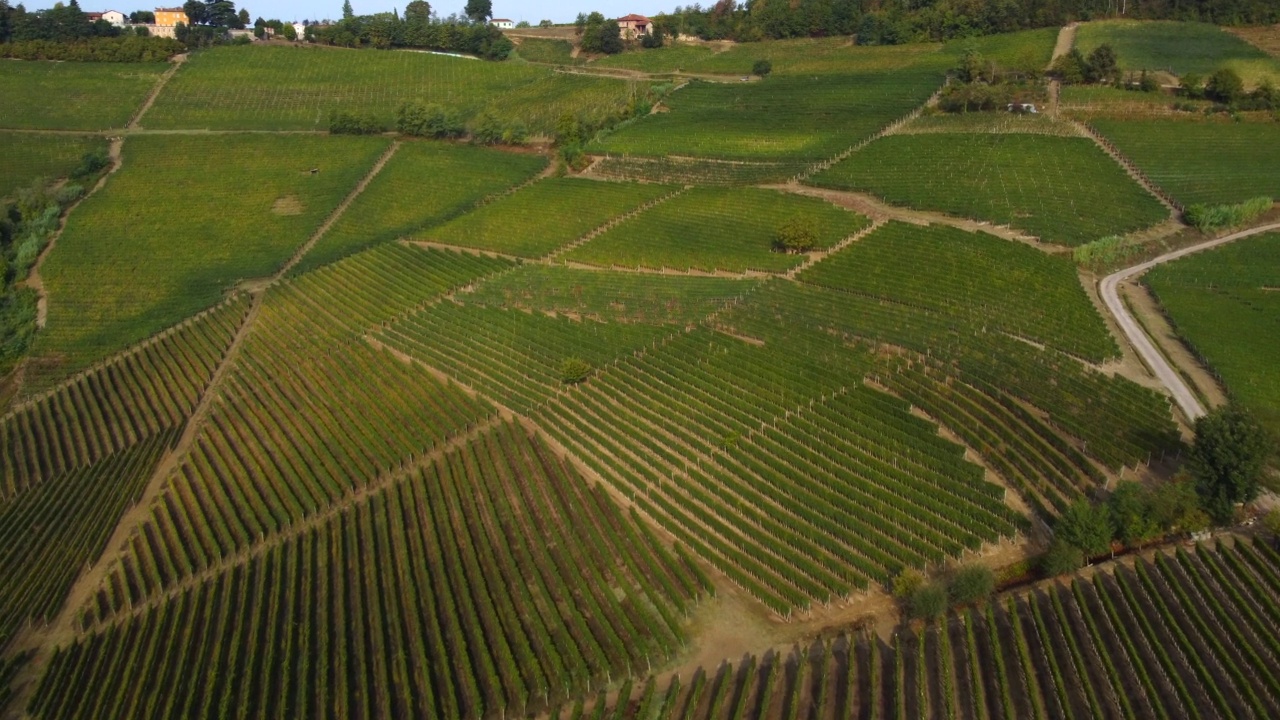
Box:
xmin=1100 ymin=222 xmax=1280 ymax=423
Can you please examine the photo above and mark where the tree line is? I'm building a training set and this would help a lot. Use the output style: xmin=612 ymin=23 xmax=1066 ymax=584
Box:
xmin=651 ymin=0 xmax=1279 ymax=45
xmin=304 ymin=0 xmax=513 ymax=60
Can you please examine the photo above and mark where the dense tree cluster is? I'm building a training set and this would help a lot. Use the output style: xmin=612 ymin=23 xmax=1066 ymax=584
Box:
xmin=650 ymin=0 xmax=1278 ymax=45
xmin=0 ymin=33 xmax=180 ymax=59
xmin=1 ymin=0 xmax=131 ymax=43
xmin=574 ymin=11 xmax=623 ymax=54
xmin=306 ymin=0 xmax=513 ymax=60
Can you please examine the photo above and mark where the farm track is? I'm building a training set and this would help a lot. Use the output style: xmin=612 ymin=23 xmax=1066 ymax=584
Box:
xmin=125 ymin=53 xmax=186 ymax=130
xmin=1099 ymin=221 xmax=1280 ymax=422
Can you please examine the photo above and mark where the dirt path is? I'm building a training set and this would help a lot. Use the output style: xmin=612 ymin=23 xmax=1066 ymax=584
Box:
xmin=126 ymin=53 xmax=186 ymax=130
xmin=1050 ymin=23 xmax=1077 ymax=66
xmin=1098 ymin=221 xmax=1280 ymax=423
xmin=765 ymin=183 xmax=1066 ymax=253
xmin=784 ymin=220 xmax=883 ymax=280
xmin=22 ymin=137 xmax=124 ymax=331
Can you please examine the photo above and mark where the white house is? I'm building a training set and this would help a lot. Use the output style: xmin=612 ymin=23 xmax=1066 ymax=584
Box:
xmin=101 ymin=9 xmax=127 ymax=25
xmin=292 ymin=22 xmax=306 ymax=38
xmin=490 ymin=18 xmax=514 ymax=29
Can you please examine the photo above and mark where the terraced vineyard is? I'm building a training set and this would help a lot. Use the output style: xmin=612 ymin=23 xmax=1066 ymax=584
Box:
xmin=3 ymin=20 xmax=1271 ymax=720
xmin=565 ymin=187 xmax=869 ymax=273
xmin=808 ymin=133 xmax=1170 ymax=246
xmin=583 ymin=540 xmax=1280 ymax=719
xmin=1089 ymin=119 xmax=1280 ymax=207
xmin=423 ymin=177 xmax=675 ymax=257
xmin=1145 ymin=232 xmax=1280 ymax=433
xmin=33 ymin=423 xmax=709 ymax=720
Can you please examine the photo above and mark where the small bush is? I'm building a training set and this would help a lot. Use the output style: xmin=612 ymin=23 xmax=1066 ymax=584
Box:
xmin=1184 ymin=196 xmax=1273 ymax=233
xmin=396 ymin=101 xmax=465 ymax=138
xmin=949 ymin=565 xmax=995 ymax=605
xmin=1041 ymin=538 xmax=1084 ymax=577
xmin=908 ymin=583 xmax=948 ymax=621
xmin=891 ymin=568 xmax=924 ymax=599
xmin=559 ymin=357 xmax=592 ymax=384
xmin=752 ymin=59 xmax=772 ymax=77
xmin=72 ymin=150 xmax=110 ymax=180
xmin=328 ymin=110 xmax=385 ymax=135
xmin=773 ymin=217 xmax=818 ymax=253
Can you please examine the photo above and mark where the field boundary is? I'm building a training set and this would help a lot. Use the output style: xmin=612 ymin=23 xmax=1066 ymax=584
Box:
xmin=125 ymin=53 xmax=187 ymax=130
xmin=1099 ymin=221 xmax=1280 ymax=422
xmin=544 ymin=185 xmax=689 ymax=261
xmin=1075 ymin=120 xmax=1183 ymax=214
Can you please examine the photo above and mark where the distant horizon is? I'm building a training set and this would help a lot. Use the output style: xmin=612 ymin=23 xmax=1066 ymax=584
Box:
xmin=94 ymin=0 xmax=673 ymax=25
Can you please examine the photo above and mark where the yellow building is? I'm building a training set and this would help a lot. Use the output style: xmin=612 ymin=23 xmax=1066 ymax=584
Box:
xmin=154 ymin=6 xmax=188 ymax=26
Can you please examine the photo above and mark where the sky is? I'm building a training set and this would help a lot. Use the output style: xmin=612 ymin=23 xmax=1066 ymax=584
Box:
xmin=229 ymin=0 xmax=666 ymax=24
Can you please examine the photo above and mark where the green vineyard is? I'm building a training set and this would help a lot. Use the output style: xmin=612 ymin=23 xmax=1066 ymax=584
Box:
xmin=583 ymin=540 xmax=1280 ymax=719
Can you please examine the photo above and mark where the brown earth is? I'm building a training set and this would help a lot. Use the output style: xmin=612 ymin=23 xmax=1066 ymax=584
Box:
xmin=1227 ymin=24 xmax=1280 ymax=57
xmin=270 ymin=194 xmax=303 ymax=215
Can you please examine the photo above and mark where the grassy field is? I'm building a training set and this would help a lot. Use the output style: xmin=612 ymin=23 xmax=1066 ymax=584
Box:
xmin=0 ymin=133 xmax=106 ymax=200
xmin=0 ymin=60 xmax=165 ymax=130
xmin=1089 ymin=118 xmax=1280 ymax=206
xmin=565 ymin=187 xmax=869 ymax=272
xmin=464 ymin=264 xmax=753 ymax=324
xmin=144 ymin=44 xmax=644 ymax=135
xmin=422 ymin=177 xmax=672 ymax=257
xmin=943 ymin=27 xmax=1059 ymax=71
xmin=809 ymin=133 xmax=1170 ymax=245
xmin=297 ymin=141 xmax=546 ymax=273
xmin=1076 ymin=20 xmax=1280 ymax=86
xmin=35 ymin=134 xmax=389 ymax=379
xmin=1146 ymin=232 xmax=1280 ymax=432
xmin=798 ymin=221 xmax=1117 ymax=361
xmin=513 ymin=37 xmax=583 ymax=65
xmin=593 ymin=69 xmax=943 ymax=162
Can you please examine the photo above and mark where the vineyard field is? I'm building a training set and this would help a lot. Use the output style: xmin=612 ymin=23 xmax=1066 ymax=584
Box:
xmin=144 ymin=44 xmax=644 ymax=135
xmin=0 ymin=60 xmax=165 ymax=130
xmin=1145 ymin=232 xmax=1280 ymax=433
xmin=596 ymin=37 xmax=949 ymax=77
xmin=1076 ymin=20 xmax=1280 ymax=85
xmin=808 ymin=133 xmax=1170 ymax=246
xmin=592 ymin=69 xmax=944 ymax=162
xmin=465 ymin=265 xmax=753 ymax=325
xmin=796 ymin=221 xmax=1118 ymax=361
xmin=582 ymin=540 xmax=1280 ymax=719
xmin=565 ymin=187 xmax=869 ymax=273
xmin=34 ymin=423 xmax=708 ymax=720
xmin=423 ymin=177 xmax=674 ymax=257
xmin=34 ymin=134 xmax=389 ymax=380
xmin=0 ymin=133 xmax=107 ymax=200
xmin=512 ymin=37 xmax=583 ymax=66
xmin=1089 ymin=119 xmax=1280 ymax=206
xmin=296 ymin=141 xmax=546 ymax=274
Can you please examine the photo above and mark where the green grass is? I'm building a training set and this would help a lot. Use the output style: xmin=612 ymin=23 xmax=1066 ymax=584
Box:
xmin=0 ymin=60 xmax=165 ymax=130
xmin=1075 ymin=20 xmax=1280 ymax=85
xmin=463 ymin=264 xmax=754 ymax=325
xmin=943 ymin=27 xmax=1059 ymax=71
xmin=1089 ymin=118 xmax=1280 ymax=207
xmin=565 ymin=187 xmax=869 ymax=273
xmin=900 ymin=112 xmax=1081 ymax=136
xmin=1145 ymin=232 xmax=1280 ymax=432
xmin=144 ymin=44 xmax=644 ymax=134
xmin=798 ymin=221 xmax=1117 ymax=361
xmin=593 ymin=69 xmax=943 ymax=162
xmin=809 ymin=133 xmax=1169 ymax=246
xmin=422 ymin=178 xmax=672 ymax=257
xmin=513 ymin=37 xmax=583 ymax=65
xmin=297 ymin=142 xmax=546 ymax=273
xmin=0 ymin=132 xmax=106 ymax=200
xmin=35 ymin=134 xmax=389 ymax=378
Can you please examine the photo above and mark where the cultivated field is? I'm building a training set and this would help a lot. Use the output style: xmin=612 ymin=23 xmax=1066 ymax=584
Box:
xmin=423 ymin=177 xmax=674 ymax=257
xmin=1076 ymin=20 xmax=1280 ymax=85
xmin=0 ymin=60 xmax=165 ymax=130
xmin=33 ymin=134 xmax=389 ymax=385
xmin=1146 ymin=232 xmax=1280 ymax=432
xmin=565 ymin=187 xmax=869 ymax=272
xmin=143 ymin=44 xmax=646 ymax=135
xmin=297 ymin=141 xmax=547 ymax=273
xmin=0 ymin=133 xmax=106 ymax=200
xmin=1089 ymin=118 xmax=1280 ymax=206
xmin=512 ymin=37 xmax=583 ymax=65
xmin=0 ymin=20 xmax=1273 ymax=720
xmin=809 ymin=133 xmax=1170 ymax=245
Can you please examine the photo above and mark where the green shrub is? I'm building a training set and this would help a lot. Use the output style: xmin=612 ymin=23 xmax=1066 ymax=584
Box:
xmin=908 ymin=583 xmax=948 ymax=620
xmin=1184 ymin=196 xmax=1273 ymax=232
xmin=395 ymin=101 xmax=465 ymax=138
xmin=328 ymin=110 xmax=386 ymax=135
xmin=948 ymin=565 xmax=995 ymax=605
xmin=773 ymin=217 xmax=818 ymax=253
xmin=1040 ymin=538 xmax=1084 ymax=577
xmin=560 ymin=357 xmax=592 ymax=384
xmin=752 ymin=59 xmax=772 ymax=77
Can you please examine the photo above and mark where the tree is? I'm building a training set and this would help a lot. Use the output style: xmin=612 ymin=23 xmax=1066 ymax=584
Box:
xmin=641 ymin=24 xmax=664 ymax=48
xmin=752 ymin=58 xmax=772 ymax=77
xmin=956 ymin=43 xmax=983 ymax=83
xmin=908 ymin=583 xmax=947 ymax=621
xmin=1050 ymin=48 xmax=1087 ymax=85
xmin=1085 ymin=43 xmax=1118 ymax=84
xmin=539 ymin=19 xmax=552 ymax=27
xmin=1107 ymin=481 xmax=1160 ymax=547
xmin=1205 ymin=68 xmax=1245 ymax=104
xmin=595 ymin=18 xmax=622 ymax=54
xmin=1188 ymin=404 xmax=1272 ymax=525
xmin=341 ymin=0 xmax=353 ymax=20
xmin=235 ymin=7 xmax=248 ymax=27
xmin=1041 ymin=538 xmax=1084 ymax=577
xmin=280 ymin=21 xmax=295 ymax=39
xmin=182 ymin=0 xmax=208 ymax=24
xmin=463 ymin=0 xmax=491 ymax=23
xmin=129 ymin=10 xmax=155 ymax=23
xmin=891 ymin=568 xmax=924 ymax=599
xmin=1180 ymin=72 xmax=1204 ymax=99
xmin=773 ymin=217 xmax=818 ymax=253
xmin=1264 ymin=509 xmax=1280 ymax=538
xmin=949 ymin=565 xmax=995 ymax=605
xmin=206 ymin=0 xmax=238 ymax=27
xmin=1055 ymin=500 xmax=1112 ymax=559
xmin=559 ymin=357 xmax=592 ymax=384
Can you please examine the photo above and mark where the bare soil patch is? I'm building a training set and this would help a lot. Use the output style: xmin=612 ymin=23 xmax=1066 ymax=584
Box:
xmin=271 ymin=194 xmax=303 ymax=215
xmin=1227 ymin=24 xmax=1280 ymax=57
